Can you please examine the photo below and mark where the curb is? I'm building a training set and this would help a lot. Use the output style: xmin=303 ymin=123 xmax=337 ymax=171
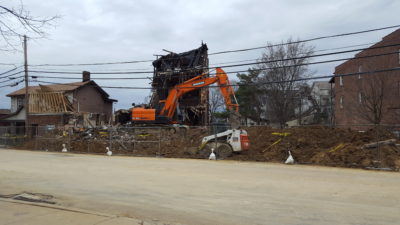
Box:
xmin=0 ymin=197 xmax=116 ymax=218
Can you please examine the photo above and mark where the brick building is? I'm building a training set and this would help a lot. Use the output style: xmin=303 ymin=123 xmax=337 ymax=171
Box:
xmin=0 ymin=72 xmax=117 ymax=130
xmin=332 ymin=29 xmax=400 ymax=128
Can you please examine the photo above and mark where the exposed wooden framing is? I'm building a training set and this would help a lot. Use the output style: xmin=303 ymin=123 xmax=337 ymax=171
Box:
xmin=62 ymin=95 xmax=67 ymax=111
xmin=29 ymin=91 xmax=72 ymax=113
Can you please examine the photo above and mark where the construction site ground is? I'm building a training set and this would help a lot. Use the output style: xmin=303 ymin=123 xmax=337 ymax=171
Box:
xmin=19 ymin=126 xmax=400 ymax=170
xmin=0 ymin=149 xmax=399 ymax=225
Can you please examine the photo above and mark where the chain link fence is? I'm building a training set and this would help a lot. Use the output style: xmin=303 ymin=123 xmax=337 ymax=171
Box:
xmin=0 ymin=123 xmax=399 ymax=171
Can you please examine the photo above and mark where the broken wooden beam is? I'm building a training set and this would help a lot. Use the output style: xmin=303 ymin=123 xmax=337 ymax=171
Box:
xmin=363 ymin=139 xmax=396 ymax=149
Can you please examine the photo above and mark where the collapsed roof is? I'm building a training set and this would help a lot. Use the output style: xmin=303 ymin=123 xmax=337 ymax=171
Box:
xmin=152 ymin=44 xmax=208 ymax=73
xmin=150 ymin=44 xmax=209 ymax=126
xmin=7 ymin=81 xmax=117 ymax=102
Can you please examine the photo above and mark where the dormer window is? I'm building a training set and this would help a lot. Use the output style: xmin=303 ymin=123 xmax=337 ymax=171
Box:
xmin=17 ymin=97 xmax=24 ymax=108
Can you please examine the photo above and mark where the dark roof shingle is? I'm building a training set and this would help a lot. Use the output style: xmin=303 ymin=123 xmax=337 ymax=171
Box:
xmin=7 ymin=81 xmax=91 ymax=97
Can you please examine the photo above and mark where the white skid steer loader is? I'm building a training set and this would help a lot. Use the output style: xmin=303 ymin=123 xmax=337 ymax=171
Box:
xmin=198 ymin=128 xmax=250 ymax=159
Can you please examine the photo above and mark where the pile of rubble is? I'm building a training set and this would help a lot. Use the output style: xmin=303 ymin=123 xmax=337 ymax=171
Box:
xmin=233 ymin=126 xmax=400 ymax=169
xmin=16 ymin=126 xmax=400 ymax=170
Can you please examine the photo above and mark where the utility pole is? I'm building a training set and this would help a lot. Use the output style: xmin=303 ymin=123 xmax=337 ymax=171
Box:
xmin=23 ymin=35 xmax=30 ymax=137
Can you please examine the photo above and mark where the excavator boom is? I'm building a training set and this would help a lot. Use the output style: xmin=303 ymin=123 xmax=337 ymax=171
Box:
xmin=132 ymin=67 xmax=239 ymax=124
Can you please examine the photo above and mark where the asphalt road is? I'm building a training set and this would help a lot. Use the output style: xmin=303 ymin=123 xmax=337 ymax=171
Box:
xmin=0 ymin=149 xmax=399 ymax=225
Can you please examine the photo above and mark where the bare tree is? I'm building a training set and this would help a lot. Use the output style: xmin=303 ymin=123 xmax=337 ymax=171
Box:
xmin=348 ymin=51 xmax=400 ymax=127
xmin=0 ymin=3 xmax=58 ymax=51
xmin=354 ymin=71 xmax=389 ymax=125
xmin=352 ymin=60 xmax=399 ymax=125
xmin=209 ymin=85 xmax=225 ymax=121
xmin=256 ymin=38 xmax=314 ymax=127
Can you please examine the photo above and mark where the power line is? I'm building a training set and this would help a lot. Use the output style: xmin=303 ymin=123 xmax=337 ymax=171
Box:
xmin=209 ymin=24 xmax=400 ymax=55
xmin=29 ymin=59 xmax=154 ymax=67
xmin=0 ymin=75 xmax=24 ymax=83
xmin=0 ymin=67 xmax=18 ymax=76
xmin=33 ymin=66 xmax=400 ymax=90
xmin=209 ymin=41 xmax=383 ymax=66
xmin=29 ymin=70 xmax=153 ymax=75
xmin=26 ymin=25 xmax=400 ymax=67
xmin=31 ymin=75 xmax=153 ymax=80
xmin=28 ymin=41 xmax=382 ymax=71
xmin=222 ymin=50 xmax=400 ymax=75
xmin=0 ymin=63 xmax=17 ymax=65
xmin=214 ymin=42 xmax=400 ymax=70
xmin=29 ymin=41 xmax=382 ymax=73
xmin=0 ymin=66 xmax=23 ymax=77
xmin=0 ymin=70 xmax=24 ymax=79
xmin=27 ymin=49 xmax=400 ymax=79
xmin=30 ymin=67 xmax=154 ymax=72
xmin=27 ymin=41 xmax=400 ymax=75
xmin=29 ymin=60 xmax=153 ymax=68
xmin=0 ymin=79 xmax=24 ymax=88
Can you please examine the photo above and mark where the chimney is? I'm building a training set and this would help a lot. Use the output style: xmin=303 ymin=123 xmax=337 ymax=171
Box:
xmin=82 ymin=71 xmax=91 ymax=82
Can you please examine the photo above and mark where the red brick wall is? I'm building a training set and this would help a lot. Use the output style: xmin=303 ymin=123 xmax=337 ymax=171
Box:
xmin=334 ymin=29 xmax=400 ymax=129
xmin=28 ymin=114 xmax=67 ymax=126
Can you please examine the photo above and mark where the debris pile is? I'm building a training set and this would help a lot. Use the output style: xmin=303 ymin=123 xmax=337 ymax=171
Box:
xmin=16 ymin=126 xmax=400 ymax=170
xmin=232 ymin=126 xmax=400 ymax=169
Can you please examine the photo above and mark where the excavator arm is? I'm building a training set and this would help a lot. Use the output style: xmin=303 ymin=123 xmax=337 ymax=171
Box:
xmin=215 ymin=68 xmax=239 ymax=112
xmin=132 ymin=67 xmax=239 ymax=124
xmin=159 ymin=67 xmax=239 ymax=120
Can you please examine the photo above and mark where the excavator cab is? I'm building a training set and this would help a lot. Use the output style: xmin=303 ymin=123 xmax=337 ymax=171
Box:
xmin=131 ymin=107 xmax=156 ymax=121
xmin=131 ymin=105 xmax=170 ymax=124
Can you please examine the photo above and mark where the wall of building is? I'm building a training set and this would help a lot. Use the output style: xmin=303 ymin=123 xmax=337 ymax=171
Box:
xmin=74 ymin=86 xmax=113 ymax=121
xmin=10 ymin=96 xmax=24 ymax=113
xmin=28 ymin=114 xmax=67 ymax=126
xmin=334 ymin=29 xmax=400 ymax=128
xmin=3 ymin=107 xmax=26 ymax=121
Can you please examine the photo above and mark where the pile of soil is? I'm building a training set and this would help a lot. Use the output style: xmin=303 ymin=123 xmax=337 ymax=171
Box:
xmin=232 ymin=126 xmax=400 ymax=169
xmin=14 ymin=126 xmax=400 ymax=170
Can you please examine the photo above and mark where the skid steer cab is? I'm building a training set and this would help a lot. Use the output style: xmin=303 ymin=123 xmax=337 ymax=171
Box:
xmin=198 ymin=129 xmax=250 ymax=159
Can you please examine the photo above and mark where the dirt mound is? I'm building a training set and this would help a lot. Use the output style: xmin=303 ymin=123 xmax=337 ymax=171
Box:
xmin=13 ymin=126 xmax=400 ymax=170
xmin=230 ymin=126 xmax=399 ymax=169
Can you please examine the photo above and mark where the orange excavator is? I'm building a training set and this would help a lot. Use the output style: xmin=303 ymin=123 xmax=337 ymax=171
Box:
xmin=131 ymin=67 xmax=239 ymax=125
xmin=132 ymin=67 xmax=250 ymax=158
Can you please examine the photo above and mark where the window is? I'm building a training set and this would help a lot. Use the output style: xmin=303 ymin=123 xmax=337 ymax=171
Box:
xmin=358 ymin=92 xmax=362 ymax=104
xmin=46 ymin=125 xmax=55 ymax=131
xmin=358 ymin=65 xmax=362 ymax=79
xmin=339 ymin=76 xmax=343 ymax=86
xmin=340 ymin=96 xmax=344 ymax=109
xmin=17 ymin=97 xmax=24 ymax=108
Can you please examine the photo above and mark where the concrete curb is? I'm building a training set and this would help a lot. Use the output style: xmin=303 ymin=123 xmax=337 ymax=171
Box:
xmin=0 ymin=197 xmax=116 ymax=218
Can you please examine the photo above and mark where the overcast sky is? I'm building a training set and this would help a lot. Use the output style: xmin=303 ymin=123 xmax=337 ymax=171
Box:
xmin=0 ymin=0 xmax=399 ymax=109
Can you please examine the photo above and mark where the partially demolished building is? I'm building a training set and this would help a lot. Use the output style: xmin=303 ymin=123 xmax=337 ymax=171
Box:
xmin=1 ymin=73 xmax=117 ymax=130
xmin=150 ymin=44 xmax=209 ymax=126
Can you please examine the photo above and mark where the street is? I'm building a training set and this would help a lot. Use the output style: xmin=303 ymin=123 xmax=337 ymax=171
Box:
xmin=0 ymin=149 xmax=399 ymax=225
